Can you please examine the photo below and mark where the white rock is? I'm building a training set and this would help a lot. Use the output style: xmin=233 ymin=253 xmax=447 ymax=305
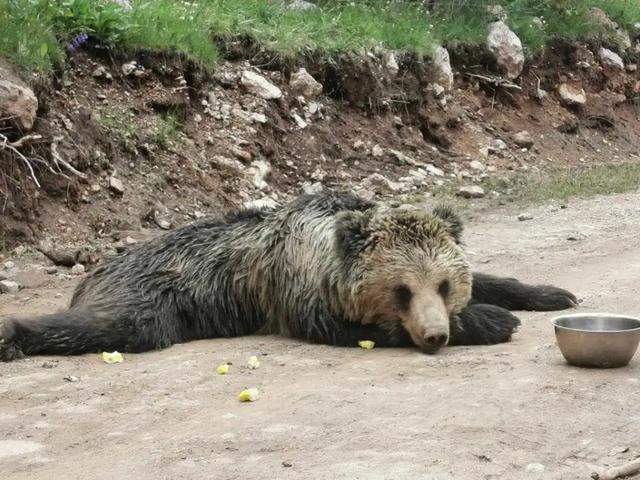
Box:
xmin=371 ymin=144 xmax=384 ymax=157
xmin=302 ymin=182 xmax=323 ymax=195
xmin=432 ymin=46 xmax=454 ymax=91
xmin=383 ymin=51 xmax=399 ymax=77
xmin=558 ymin=84 xmax=586 ymax=106
xmin=469 ymin=160 xmax=485 ymax=171
xmin=524 ymin=463 xmax=545 ymax=473
xmin=71 ymin=264 xmax=85 ymax=276
xmin=486 ymin=21 xmax=525 ymax=79
xmin=250 ymin=112 xmax=268 ymax=124
xmin=292 ymin=113 xmax=307 ymax=129
xmin=290 ymin=68 xmax=323 ymax=98
xmin=457 ymin=185 xmax=486 ymax=199
xmin=389 ymin=149 xmax=419 ymax=166
xmin=513 ymin=130 xmax=534 ymax=148
xmin=121 ymin=61 xmax=138 ymax=76
xmin=361 ymin=173 xmax=403 ymax=194
xmin=287 ymin=0 xmax=317 ymax=10
xmin=518 ymin=213 xmax=533 ymax=221
xmin=3 ymin=261 xmax=15 ymax=270
xmin=248 ymin=160 xmax=271 ymax=190
xmin=244 ymin=197 xmax=278 ymax=210
xmin=598 ymin=47 xmax=624 ymax=70
xmin=0 ymin=280 xmax=19 ymax=294
xmin=108 ymin=176 xmax=124 ymax=195
xmin=241 ymin=71 xmax=282 ymax=100
xmin=425 ymin=164 xmax=444 ymax=177
xmin=0 ymin=78 xmax=38 ymax=131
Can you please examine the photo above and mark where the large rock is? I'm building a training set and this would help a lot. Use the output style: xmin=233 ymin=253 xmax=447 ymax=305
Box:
xmin=598 ymin=47 xmax=624 ymax=70
xmin=457 ymin=186 xmax=486 ymax=199
xmin=0 ymin=280 xmax=19 ymax=294
xmin=240 ymin=71 xmax=282 ymax=100
xmin=486 ymin=21 xmax=524 ymax=79
xmin=558 ymin=84 xmax=586 ymax=106
xmin=290 ymin=68 xmax=323 ymax=98
xmin=0 ymin=72 xmax=38 ymax=131
xmin=590 ymin=8 xmax=631 ymax=51
xmin=432 ymin=46 xmax=454 ymax=91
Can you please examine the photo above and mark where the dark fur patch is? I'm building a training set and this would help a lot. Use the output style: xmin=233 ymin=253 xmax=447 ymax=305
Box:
xmin=432 ymin=204 xmax=464 ymax=244
xmin=472 ymin=273 xmax=577 ymax=311
xmin=449 ymin=303 xmax=521 ymax=346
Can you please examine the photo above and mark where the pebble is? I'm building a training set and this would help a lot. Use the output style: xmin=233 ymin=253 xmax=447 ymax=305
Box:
xmin=71 ymin=264 xmax=86 ymax=276
xmin=108 ymin=177 xmax=124 ymax=195
xmin=63 ymin=375 xmax=80 ymax=383
xmin=0 ymin=280 xmax=20 ymax=294
xmin=525 ymin=463 xmax=545 ymax=473
xmin=456 ymin=186 xmax=486 ymax=199
xmin=45 ymin=266 xmax=58 ymax=275
xmin=518 ymin=213 xmax=534 ymax=221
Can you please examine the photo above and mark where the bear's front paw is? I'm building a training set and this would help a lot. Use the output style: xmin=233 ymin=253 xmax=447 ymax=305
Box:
xmin=0 ymin=318 xmax=24 ymax=362
xmin=528 ymin=286 xmax=578 ymax=311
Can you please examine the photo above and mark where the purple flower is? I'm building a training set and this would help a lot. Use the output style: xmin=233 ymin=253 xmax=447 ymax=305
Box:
xmin=67 ymin=33 xmax=89 ymax=53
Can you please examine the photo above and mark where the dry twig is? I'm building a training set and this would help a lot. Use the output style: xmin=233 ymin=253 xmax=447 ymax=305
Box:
xmin=592 ymin=457 xmax=640 ymax=480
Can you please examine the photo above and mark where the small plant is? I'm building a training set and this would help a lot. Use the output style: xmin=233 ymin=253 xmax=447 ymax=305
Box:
xmin=151 ymin=113 xmax=183 ymax=149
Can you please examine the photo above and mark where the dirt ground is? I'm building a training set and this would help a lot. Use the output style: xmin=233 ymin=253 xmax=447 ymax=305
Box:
xmin=1 ymin=192 xmax=639 ymax=480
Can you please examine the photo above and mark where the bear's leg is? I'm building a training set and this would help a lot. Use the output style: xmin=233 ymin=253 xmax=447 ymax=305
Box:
xmin=449 ymin=303 xmax=521 ymax=346
xmin=302 ymin=319 xmax=413 ymax=348
xmin=0 ymin=306 xmax=173 ymax=361
xmin=472 ymin=272 xmax=577 ymax=311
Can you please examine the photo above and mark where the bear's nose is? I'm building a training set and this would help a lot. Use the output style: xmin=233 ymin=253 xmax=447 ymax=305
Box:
xmin=422 ymin=334 xmax=448 ymax=354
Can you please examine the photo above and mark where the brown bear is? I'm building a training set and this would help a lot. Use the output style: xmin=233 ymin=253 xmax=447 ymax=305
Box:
xmin=0 ymin=192 xmax=576 ymax=361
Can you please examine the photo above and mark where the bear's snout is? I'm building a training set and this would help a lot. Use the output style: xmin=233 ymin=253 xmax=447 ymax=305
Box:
xmin=422 ymin=333 xmax=449 ymax=354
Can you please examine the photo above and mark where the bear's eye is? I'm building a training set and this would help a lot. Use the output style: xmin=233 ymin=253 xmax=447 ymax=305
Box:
xmin=393 ymin=284 xmax=413 ymax=311
xmin=438 ymin=280 xmax=451 ymax=298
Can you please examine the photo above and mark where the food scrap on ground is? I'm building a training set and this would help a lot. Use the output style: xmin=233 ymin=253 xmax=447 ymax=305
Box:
xmin=247 ymin=355 xmax=260 ymax=369
xmin=101 ymin=351 xmax=124 ymax=364
xmin=358 ymin=340 xmax=375 ymax=350
xmin=238 ymin=388 xmax=260 ymax=402
xmin=216 ymin=363 xmax=230 ymax=375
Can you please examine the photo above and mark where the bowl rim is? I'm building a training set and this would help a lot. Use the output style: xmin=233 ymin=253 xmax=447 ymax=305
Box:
xmin=551 ymin=312 xmax=640 ymax=333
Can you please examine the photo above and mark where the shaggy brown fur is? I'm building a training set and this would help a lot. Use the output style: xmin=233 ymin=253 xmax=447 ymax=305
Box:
xmin=0 ymin=192 xmax=576 ymax=361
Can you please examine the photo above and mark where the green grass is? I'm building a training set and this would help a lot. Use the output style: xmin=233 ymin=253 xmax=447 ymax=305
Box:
xmin=1 ymin=0 xmax=640 ymax=76
xmin=151 ymin=113 xmax=183 ymax=148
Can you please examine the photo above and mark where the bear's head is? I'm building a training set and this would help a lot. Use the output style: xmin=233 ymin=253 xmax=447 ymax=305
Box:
xmin=335 ymin=203 xmax=471 ymax=353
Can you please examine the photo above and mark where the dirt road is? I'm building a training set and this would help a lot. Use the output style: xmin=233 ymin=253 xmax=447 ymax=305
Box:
xmin=1 ymin=192 xmax=639 ymax=480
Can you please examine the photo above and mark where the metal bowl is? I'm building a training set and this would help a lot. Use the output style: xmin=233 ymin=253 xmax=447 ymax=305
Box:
xmin=552 ymin=313 xmax=640 ymax=368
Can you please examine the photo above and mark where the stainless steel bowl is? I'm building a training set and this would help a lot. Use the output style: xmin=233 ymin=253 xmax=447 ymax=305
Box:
xmin=552 ymin=313 xmax=640 ymax=368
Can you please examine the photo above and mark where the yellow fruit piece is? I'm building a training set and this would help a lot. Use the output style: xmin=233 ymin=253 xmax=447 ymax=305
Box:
xmin=358 ymin=340 xmax=375 ymax=350
xmin=247 ymin=355 xmax=260 ymax=369
xmin=217 ymin=363 xmax=230 ymax=375
xmin=238 ymin=388 xmax=259 ymax=402
xmin=101 ymin=351 xmax=124 ymax=363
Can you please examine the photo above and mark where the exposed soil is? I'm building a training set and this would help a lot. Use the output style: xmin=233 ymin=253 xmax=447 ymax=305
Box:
xmin=2 ymin=41 xmax=640 ymax=249
xmin=1 ymin=192 xmax=639 ymax=480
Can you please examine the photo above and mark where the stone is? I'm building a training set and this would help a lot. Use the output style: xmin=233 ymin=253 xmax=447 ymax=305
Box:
xmin=248 ymin=160 xmax=271 ymax=190
xmin=513 ymin=130 xmax=534 ymax=148
xmin=287 ymin=0 xmax=317 ymax=11
xmin=456 ymin=186 xmax=485 ymax=199
xmin=250 ymin=112 xmax=268 ymax=124
xmin=469 ymin=160 xmax=485 ymax=171
xmin=240 ymin=70 xmax=282 ymax=100
xmin=302 ymin=182 xmax=323 ymax=195
xmin=3 ymin=261 xmax=15 ymax=270
xmin=124 ymin=236 xmax=137 ymax=245
xmin=0 ymin=78 xmax=38 ymax=131
xmin=486 ymin=21 xmax=525 ymax=79
xmin=45 ymin=266 xmax=58 ymax=274
xmin=626 ymin=63 xmax=637 ymax=72
xmin=558 ymin=84 xmax=586 ymax=106
xmin=292 ymin=113 xmax=307 ymax=129
xmin=524 ymin=463 xmax=545 ymax=473
xmin=92 ymin=66 xmax=112 ymax=81
xmin=598 ymin=47 xmax=624 ymax=70
xmin=371 ymin=144 xmax=384 ymax=157
xmin=290 ymin=68 xmax=323 ymax=98
xmin=518 ymin=213 xmax=533 ymax=221
xmin=425 ymin=164 xmax=444 ymax=177
xmin=230 ymin=146 xmax=252 ymax=163
xmin=486 ymin=4 xmax=508 ymax=21
xmin=432 ymin=46 xmax=454 ymax=91
xmin=383 ymin=51 xmax=399 ymax=77
xmin=361 ymin=173 xmax=403 ymax=194
xmin=244 ymin=197 xmax=278 ymax=210
xmin=108 ymin=176 xmax=124 ymax=195
xmin=121 ymin=61 xmax=138 ymax=76
xmin=0 ymin=280 xmax=19 ymax=294
xmin=389 ymin=149 xmax=419 ymax=166
xmin=71 ymin=264 xmax=85 ymax=275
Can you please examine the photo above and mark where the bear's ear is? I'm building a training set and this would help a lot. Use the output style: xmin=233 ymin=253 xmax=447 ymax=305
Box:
xmin=334 ymin=210 xmax=374 ymax=268
xmin=432 ymin=204 xmax=464 ymax=244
